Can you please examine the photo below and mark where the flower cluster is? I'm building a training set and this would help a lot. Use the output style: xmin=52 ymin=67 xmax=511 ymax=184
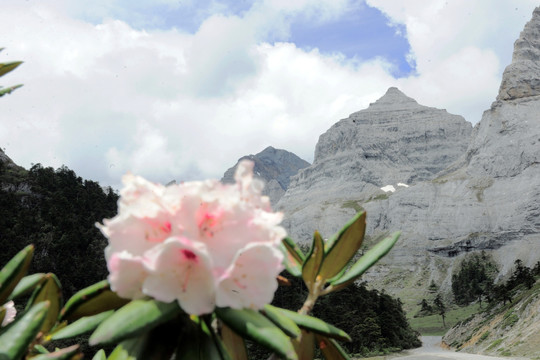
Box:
xmin=97 ymin=161 xmax=286 ymax=315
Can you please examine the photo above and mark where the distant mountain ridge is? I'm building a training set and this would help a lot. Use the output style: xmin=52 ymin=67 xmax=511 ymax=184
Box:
xmin=221 ymin=146 xmax=309 ymax=204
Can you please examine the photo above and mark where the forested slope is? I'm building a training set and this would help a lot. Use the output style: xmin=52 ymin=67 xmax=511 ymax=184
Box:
xmin=0 ymin=159 xmax=118 ymax=298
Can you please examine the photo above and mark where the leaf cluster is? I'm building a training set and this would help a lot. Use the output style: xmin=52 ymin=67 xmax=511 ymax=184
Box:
xmin=0 ymin=48 xmax=23 ymax=97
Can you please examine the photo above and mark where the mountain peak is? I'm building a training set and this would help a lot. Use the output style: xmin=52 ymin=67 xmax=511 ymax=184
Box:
xmin=365 ymin=87 xmax=419 ymax=111
xmin=497 ymin=6 xmax=540 ymax=101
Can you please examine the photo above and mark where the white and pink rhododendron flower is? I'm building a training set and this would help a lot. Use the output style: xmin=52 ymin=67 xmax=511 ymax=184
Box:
xmin=1 ymin=301 xmax=16 ymax=327
xmin=97 ymin=160 xmax=286 ymax=315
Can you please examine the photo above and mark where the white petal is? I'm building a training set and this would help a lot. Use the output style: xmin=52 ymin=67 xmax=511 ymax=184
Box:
xmin=216 ymin=243 xmax=284 ymax=309
xmin=143 ymin=238 xmax=216 ymax=315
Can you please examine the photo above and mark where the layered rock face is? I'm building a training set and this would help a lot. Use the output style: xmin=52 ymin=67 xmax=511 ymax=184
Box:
xmin=365 ymin=7 xmax=540 ymax=266
xmin=278 ymin=7 xmax=540 ymax=309
xmin=221 ymin=146 xmax=310 ymax=204
xmin=277 ymin=88 xmax=472 ymax=242
xmin=497 ymin=7 xmax=540 ymax=101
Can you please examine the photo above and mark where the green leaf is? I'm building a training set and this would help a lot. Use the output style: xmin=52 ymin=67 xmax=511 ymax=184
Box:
xmin=175 ymin=317 xmax=232 ymax=360
xmin=0 ymin=61 xmax=23 ymax=77
xmin=26 ymin=273 xmax=62 ymax=333
xmin=302 ymin=231 xmax=324 ymax=290
xmin=315 ymin=334 xmax=351 ymax=360
xmin=271 ymin=307 xmax=351 ymax=342
xmin=318 ymin=212 xmax=366 ymax=281
xmin=29 ymin=345 xmax=82 ymax=360
xmin=282 ymin=237 xmax=305 ymax=263
xmin=330 ymin=231 xmax=401 ymax=290
xmin=8 ymin=273 xmax=47 ymax=301
xmin=102 ymin=319 xmax=182 ymax=360
xmin=92 ymin=349 xmax=106 ymax=360
xmin=262 ymin=304 xmax=301 ymax=338
xmin=106 ymin=344 xmax=135 ymax=360
xmin=220 ymin=324 xmax=248 ymax=360
xmin=60 ymin=280 xmax=129 ymax=322
xmin=292 ymin=330 xmax=315 ymax=360
xmin=0 ymin=307 xmax=5 ymax=326
xmin=279 ymin=242 xmax=302 ymax=277
xmin=51 ymin=310 xmax=114 ymax=340
xmin=89 ymin=299 xmax=182 ymax=346
xmin=0 ymin=244 xmax=34 ymax=305
xmin=0 ymin=301 xmax=49 ymax=360
xmin=33 ymin=344 xmax=50 ymax=354
xmin=0 ymin=84 xmax=23 ymax=97
xmin=215 ymin=307 xmax=297 ymax=360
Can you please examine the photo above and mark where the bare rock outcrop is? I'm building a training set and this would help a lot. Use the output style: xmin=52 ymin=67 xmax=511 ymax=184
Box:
xmin=277 ymin=88 xmax=472 ymax=243
xmin=497 ymin=7 xmax=540 ymax=101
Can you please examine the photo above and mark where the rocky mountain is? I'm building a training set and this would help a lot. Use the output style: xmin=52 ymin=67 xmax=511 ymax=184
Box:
xmin=276 ymin=87 xmax=472 ymax=243
xmin=277 ymin=7 xmax=540 ymax=317
xmin=221 ymin=146 xmax=310 ymax=204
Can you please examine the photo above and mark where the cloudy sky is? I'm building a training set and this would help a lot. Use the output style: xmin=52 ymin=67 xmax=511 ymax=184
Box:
xmin=0 ymin=0 xmax=537 ymax=188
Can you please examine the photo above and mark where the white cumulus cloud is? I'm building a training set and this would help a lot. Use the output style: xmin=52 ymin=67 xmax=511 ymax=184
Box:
xmin=0 ymin=0 xmax=537 ymax=189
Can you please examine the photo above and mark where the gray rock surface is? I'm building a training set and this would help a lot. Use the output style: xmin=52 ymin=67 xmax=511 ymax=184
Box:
xmin=221 ymin=146 xmax=309 ymax=205
xmin=497 ymin=7 xmax=540 ymax=101
xmin=277 ymin=87 xmax=472 ymax=242
xmin=276 ymin=7 xmax=540 ymax=311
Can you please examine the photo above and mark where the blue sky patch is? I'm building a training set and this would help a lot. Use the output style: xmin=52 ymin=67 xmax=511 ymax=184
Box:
xmin=287 ymin=4 xmax=415 ymax=77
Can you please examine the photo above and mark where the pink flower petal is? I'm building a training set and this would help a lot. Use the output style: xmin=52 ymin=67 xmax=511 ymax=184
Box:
xmin=143 ymin=237 xmax=216 ymax=315
xmin=216 ymin=243 xmax=284 ymax=309
xmin=107 ymin=252 xmax=147 ymax=299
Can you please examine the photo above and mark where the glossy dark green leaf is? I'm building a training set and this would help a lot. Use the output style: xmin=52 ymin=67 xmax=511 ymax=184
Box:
xmin=8 ymin=273 xmax=47 ymax=301
xmin=51 ymin=310 xmax=114 ymax=340
xmin=318 ymin=212 xmax=366 ymax=281
xmin=302 ymin=231 xmax=324 ymax=291
xmin=30 ymin=345 xmax=82 ymax=360
xmin=26 ymin=273 xmax=62 ymax=333
xmin=272 ymin=307 xmax=351 ymax=342
xmin=330 ymin=231 xmax=400 ymax=290
xmin=315 ymin=334 xmax=351 ymax=360
xmin=0 ymin=245 xmax=34 ymax=304
xmin=262 ymin=304 xmax=301 ymax=338
xmin=60 ymin=280 xmax=129 ymax=322
xmin=221 ymin=323 xmax=248 ymax=360
xmin=215 ymin=307 xmax=297 ymax=360
xmin=91 ymin=349 xmax=106 ymax=360
xmin=0 ymin=301 xmax=49 ymax=360
xmin=0 ymin=61 xmax=23 ymax=77
xmin=89 ymin=299 xmax=182 ymax=346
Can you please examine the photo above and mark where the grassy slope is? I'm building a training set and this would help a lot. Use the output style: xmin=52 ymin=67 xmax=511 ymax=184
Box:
xmin=442 ymin=279 xmax=540 ymax=358
xmin=407 ymin=303 xmax=481 ymax=336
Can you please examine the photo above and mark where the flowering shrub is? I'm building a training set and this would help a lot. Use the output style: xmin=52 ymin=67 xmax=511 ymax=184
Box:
xmin=97 ymin=160 xmax=286 ymax=315
xmin=0 ymin=160 xmax=401 ymax=360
